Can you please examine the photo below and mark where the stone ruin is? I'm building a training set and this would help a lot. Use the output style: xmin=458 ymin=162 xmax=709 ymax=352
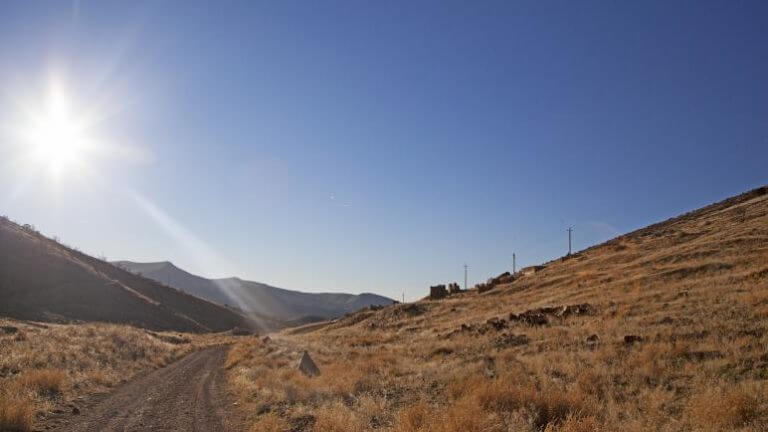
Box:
xmin=429 ymin=284 xmax=448 ymax=299
xmin=475 ymin=271 xmax=522 ymax=294
xmin=475 ymin=282 xmax=493 ymax=293
xmin=448 ymin=282 xmax=462 ymax=294
xmin=429 ymin=282 xmax=464 ymax=299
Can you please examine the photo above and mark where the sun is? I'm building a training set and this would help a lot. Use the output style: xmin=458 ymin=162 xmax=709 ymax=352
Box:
xmin=22 ymin=85 xmax=91 ymax=174
xmin=8 ymin=76 xmax=150 ymax=184
xmin=30 ymin=110 xmax=86 ymax=171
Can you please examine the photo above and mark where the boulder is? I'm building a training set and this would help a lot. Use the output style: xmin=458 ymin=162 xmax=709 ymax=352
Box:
xmin=297 ymin=351 xmax=321 ymax=377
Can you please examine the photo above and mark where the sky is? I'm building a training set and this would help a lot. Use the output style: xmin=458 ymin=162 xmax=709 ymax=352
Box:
xmin=0 ymin=1 xmax=766 ymax=301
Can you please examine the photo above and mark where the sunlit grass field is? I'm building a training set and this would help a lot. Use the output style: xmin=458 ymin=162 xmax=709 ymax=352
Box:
xmin=229 ymin=187 xmax=768 ymax=431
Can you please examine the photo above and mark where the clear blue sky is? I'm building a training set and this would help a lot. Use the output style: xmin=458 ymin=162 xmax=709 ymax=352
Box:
xmin=0 ymin=1 xmax=766 ymax=300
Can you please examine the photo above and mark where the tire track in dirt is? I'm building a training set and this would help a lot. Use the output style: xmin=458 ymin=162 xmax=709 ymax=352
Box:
xmin=47 ymin=346 xmax=244 ymax=432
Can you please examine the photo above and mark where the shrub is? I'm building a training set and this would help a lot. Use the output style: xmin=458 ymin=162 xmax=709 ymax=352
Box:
xmin=249 ymin=413 xmax=288 ymax=432
xmin=20 ymin=369 xmax=67 ymax=397
xmin=393 ymin=402 xmax=431 ymax=432
xmin=687 ymin=382 xmax=766 ymax=429
xmin=0 ymin=395 xmax=34 ymax=432
xmin=313 ymin=403 xmax=364 ymax=432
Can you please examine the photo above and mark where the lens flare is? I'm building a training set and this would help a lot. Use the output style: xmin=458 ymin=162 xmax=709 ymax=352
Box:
xmin=27 ymin=91 xmax=88 ymax=172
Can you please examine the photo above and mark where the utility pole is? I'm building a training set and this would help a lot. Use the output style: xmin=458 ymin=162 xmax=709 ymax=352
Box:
xmin=567 ymin=227 xmax=574 ymax=255
xmin=463 ymin=263 xmax=468 ymax=290
xmin=512 ymin=253 xmax=516 ymax=273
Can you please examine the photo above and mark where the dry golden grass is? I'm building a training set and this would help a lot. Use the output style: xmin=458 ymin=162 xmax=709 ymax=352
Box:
xmin=0 ymin=397 xmax=34 ymax=432
xmin=0 ymin=319 xmax=234 ymax=431
xmin=19 ymin=369 xmax=67 ymax=397
xmin=228 ymin=187 xmax=768 ymax=431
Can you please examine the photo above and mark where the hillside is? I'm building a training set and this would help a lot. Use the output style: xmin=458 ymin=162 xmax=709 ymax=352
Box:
xmin=112 ymin=260 xmax=395 ymax=322
xmin=0 ymin=217 xmax=251 ymax=333
xmin=228 ymin=186 xmax=768 ymax=431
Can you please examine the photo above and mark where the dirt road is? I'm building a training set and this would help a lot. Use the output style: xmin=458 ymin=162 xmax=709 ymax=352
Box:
xmin=47 ymin=346 xmax=244 ymax=432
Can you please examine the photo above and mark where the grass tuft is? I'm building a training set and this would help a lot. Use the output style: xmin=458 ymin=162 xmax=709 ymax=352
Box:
xmin=0 ymin=395 xmax=34 ymax=432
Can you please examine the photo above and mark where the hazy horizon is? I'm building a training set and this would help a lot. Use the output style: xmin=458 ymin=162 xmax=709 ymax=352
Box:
xmin=1 ymin=1 xmax=767 ymax=301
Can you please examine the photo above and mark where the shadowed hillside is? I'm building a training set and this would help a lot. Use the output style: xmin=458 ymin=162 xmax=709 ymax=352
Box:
xmin=229 ymin=185 xmax=768 ymax=431
xmin=112 ymin=260 xmax=395 ymax=322
xmin=0 ymin=217 xmax=251 ymax=333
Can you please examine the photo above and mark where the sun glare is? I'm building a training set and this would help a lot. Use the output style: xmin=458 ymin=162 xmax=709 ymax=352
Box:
xmin=31 ymin=109 xmax=84 ymax=169
xmin=17 ymin=81 xmax=94 ymax=177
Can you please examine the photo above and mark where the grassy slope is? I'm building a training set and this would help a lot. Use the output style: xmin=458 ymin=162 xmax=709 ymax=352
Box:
xmin=0 ymin=216 xmax=250 ymax=332
xmin=228 ymin=186 xmax=768 ymax=431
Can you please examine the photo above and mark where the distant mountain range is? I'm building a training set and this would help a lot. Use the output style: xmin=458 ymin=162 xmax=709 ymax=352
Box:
xmin=112 ymin=261 xmax=395 ymax=325
xmin=0 ymin=217 xmax=249 ymax=333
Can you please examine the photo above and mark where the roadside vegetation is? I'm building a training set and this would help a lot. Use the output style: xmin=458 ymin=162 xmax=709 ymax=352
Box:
xmin=228 ymin=188 xmax=768 ymax=431
xmin=0 ymin=319 xmax=229 ymax=431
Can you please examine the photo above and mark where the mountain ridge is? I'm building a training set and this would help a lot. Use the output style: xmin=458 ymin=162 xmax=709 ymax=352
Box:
xmin=112 ymin=260 xmax=396 ymax=323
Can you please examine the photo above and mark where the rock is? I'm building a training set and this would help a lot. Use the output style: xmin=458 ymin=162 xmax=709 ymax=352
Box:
xmin=297 ymin=351 xmax=321 ymax=377
xmin=0 ymin=367 xmax=20 ymax=378
xmin=624 ymin=335 xmax=644 ymax=345
xmin=520 ymin=265 xmax=546 ymax=276
xmin=289 ymin=415 xmax=317 ymax=431
xmin=0 ymin=326 xmax=19 ymax=334
xmin=585 ymin=334 xmax=600 ymax=349
xmin=518 ymin=311 xmax=548 ymax=326
xmin=430 ymin=347 xmax=454 ymax=357
xmin=262 ymin=336 xmax=272 ymax=344
xmin=476 ymin=283 xmax=493 ymax=294
xmin=486 ymin=317 xmax=507 ymax=331
xmin=508 ymin=303 xmax=594 ymax=326
xmin=557 ymin=303 xmax=595 ymax=317
xmin=256 ymin=403 xmax=272 ymax=415
xmin=71 ymin=406 xmax=80 ymax=415
xmin=496 ymin=333 xmax=529 ymax=347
